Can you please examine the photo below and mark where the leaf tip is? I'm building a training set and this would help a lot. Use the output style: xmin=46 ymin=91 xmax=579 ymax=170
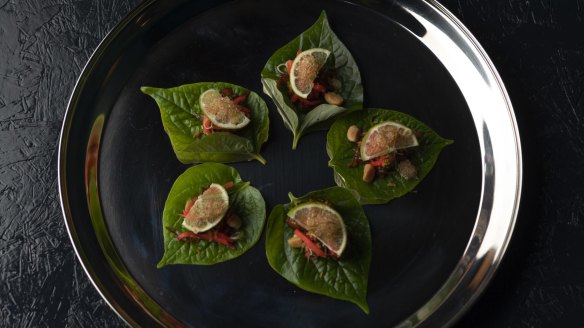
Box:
xmin=287 ymin=192 xmax=296 ymax=202
xmin=140 ymin=86 xmax=155 ymax=95
xmin=156 ymin=259 xmax=166 ymax=269
xmin=359 ymin=302 xmax=370 ymax=315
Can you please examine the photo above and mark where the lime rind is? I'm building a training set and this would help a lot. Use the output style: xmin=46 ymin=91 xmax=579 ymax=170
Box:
xmin=360 ymin=121 xmax=419 ymax=161
xmin=289 ymin=48 xmax=331 ymax=99
xmin=182 ymin=183 xmax=229 ymax=233
xmin=199 ymin=89 xmax=251 ymax=130
xmin=287 ymin=201 xmax=347 ymax=256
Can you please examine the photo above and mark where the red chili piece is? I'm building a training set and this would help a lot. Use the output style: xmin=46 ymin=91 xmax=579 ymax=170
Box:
xmin=312 ymin=83 xmax=327 ymax=94
xmin=210 ymin=231 xmax=235 ymax=248
xmin=298 ymin=97 xmax=322 ymax=107
xmin=293 ymin=229 xmax=326 ymax=258
xmin=202 ymin=115 xmax=213 ymax=135
xmin=232 ymin=94 xmax=247 ymax=104
xmin=177 ymin=231 xmax=198 ymax=241
xmin=223 ymin=181 xmax=234 ymax=189
xmin=181 ymin=197 xmax=197 ymax=217
xmin=370 ymin=155 xmax=390 ymax=167
xmin=237 ymin=107 xmax=250 ymax=115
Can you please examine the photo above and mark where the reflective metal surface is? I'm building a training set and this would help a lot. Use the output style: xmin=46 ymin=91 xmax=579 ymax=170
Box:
xmin=397 ymin=2 xmax=522 ymax=326
xmin=58 ymin=0 xmax=521 ymax=327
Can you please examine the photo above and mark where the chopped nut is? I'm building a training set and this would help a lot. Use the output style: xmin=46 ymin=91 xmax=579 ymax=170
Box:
xmin=324 ymin=92 xmax=344 ymax=106
xmin=397 ymin=160 xmax=418 ymax=180
xmin=362 ymin=163 xmax=376 ymax=183
xmin=226 ymin=214 xmax=242 ymax=229
xmin=329 ymin=78 xmax=342 ymax=90
xmin=287 ymin=235 xmax=304 ymax=248
xmin=221 ymin=87 xmax=233 ymax=98
xmin=230 ymin=231 xmax=243 ymax=240
xmin=347 ymin=125 xmax=361 ymax=142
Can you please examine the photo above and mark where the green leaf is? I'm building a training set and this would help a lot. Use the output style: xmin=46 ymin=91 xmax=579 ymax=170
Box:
xmin=327 ymin=109 xmax=453 ymax=204
xmin=158 ymin=163 xmax=266 ymax=267
xmin=261 ymin=10 xmax=363 ymax=149
xmin=265 ymin=187 xmax=371 ymax=313
xmin=141 ymin=82 xmax=269 ymax=164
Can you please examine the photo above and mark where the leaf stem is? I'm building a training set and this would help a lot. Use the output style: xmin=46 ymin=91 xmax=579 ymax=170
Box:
xmin=292 ymin=133 xmax=301 ymax=150
xmin=253 ymin=153 xmax=268 ymax=165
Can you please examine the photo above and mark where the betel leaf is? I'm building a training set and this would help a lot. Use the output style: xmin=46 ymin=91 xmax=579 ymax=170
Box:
xmin=158 ymin=163 xmax=266 ymax=267
xmin=327 ymin=109 xmax=453 ymax=204
xmin=261 ymin=11 xmax=363 ymax=149
xmin=141 ymin=82 xmax=269 ymax=164
xmin=265 ymin=187 xmax=371 ymax=313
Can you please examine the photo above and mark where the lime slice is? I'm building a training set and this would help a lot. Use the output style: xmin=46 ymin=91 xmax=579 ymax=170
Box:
xmin=360 ymin=121 xmax=419 ymax=161
xmin=289 ymin=48 xmax=331 ymax=98
xmin=287 ymin=202 xmax=347 ymax=256
xmin=199 ymin=89 xmax=251 ymax=129
xmin=182 ymin=183 xmax=229 ymax=233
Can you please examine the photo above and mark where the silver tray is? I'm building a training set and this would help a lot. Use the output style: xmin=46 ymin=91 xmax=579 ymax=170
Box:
xmin=58 ymin=0 xmax=522 ymax=326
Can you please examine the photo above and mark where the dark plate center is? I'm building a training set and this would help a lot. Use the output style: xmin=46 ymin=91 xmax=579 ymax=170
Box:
xmin=84 ymin=0 xmax=482 ymax=326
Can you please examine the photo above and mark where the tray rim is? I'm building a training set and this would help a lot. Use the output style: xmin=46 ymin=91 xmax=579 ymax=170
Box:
xmin=57 ymin=0 xmax=523 ymax=327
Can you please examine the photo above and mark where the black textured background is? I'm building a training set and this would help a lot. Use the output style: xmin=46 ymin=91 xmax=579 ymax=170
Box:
xmin=0 ymin=0 xmax=583 ymax=327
